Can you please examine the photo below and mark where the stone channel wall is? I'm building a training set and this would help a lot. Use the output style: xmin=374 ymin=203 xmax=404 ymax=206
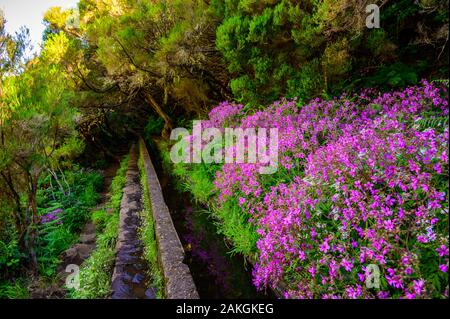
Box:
xmin=138 ymin=138 xmax=199 ymax=299
xmin=111 ymin=144 xmax=154 ymax=299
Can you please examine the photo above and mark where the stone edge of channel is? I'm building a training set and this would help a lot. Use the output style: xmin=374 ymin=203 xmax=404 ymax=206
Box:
xmin=138 ymin=138 xmax=199 ymax=299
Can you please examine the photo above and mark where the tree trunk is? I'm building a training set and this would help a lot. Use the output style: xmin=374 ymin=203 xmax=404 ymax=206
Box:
xmin=143 ymin=93 xmax=173 ymax=139
xmin=0 ymin=171 xmax=27 ymax=250
xmin=13 ymin=203 xmax=26 ymax=252
xmin=26 ymin=180 xmax=39 ymax=274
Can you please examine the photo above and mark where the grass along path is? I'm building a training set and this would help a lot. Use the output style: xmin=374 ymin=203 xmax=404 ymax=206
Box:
xmin=69 ymin=155 xmax=129 ymax=298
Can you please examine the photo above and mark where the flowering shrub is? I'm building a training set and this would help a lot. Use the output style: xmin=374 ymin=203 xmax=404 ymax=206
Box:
xmin=39 ymin=208 xmax=63 ymax=225
xmin=176 ymin=81 xmax=449 ymax=298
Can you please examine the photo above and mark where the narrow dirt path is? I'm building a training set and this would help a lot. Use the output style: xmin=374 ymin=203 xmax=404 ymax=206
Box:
xmin=110 ymin=144 xmax=154 ymax=299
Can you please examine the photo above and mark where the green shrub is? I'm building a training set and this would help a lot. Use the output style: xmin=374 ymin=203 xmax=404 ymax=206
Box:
xmin=182 ymin=165 xmax=215 ymax=204
xmin=80 ymin=183 xmax=100 ymax=208
xmin=144 ymin=116 xmax=165 ymax=140
xmin=0 ymin=280 xmax=29 ymax=299
xmin=0 ymin=239 xmax=23 ymax=275
xmin=37 ymin=168 xmax=103 ymax=234
xmin=37 ymin=226 xmax=77 ymax=277
xmin=213 ymin=0 xmax=448 ymax=105
xmin=61 ymin=205 xmax=88 ymax=233
xmin=364 ymin=62 xmax=420 ymax=89
xmin=72 ymin=218 xmax=118 ymax=298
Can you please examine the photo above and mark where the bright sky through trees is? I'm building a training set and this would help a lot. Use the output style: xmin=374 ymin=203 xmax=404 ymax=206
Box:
xmin=0 ymin=0 xmax=77 ymax=54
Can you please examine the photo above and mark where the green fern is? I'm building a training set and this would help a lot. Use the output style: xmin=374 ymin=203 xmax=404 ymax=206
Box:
xmin=415 ymin=116 xmax=449 ymax=131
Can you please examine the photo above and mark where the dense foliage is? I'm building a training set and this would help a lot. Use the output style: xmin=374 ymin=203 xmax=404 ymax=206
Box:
xmin=213 ymin=0 xmax=449 ymax=105
xmin=0 ymin=168 xmax=102 ymax=296
xmin=43 ymin=0 xmax=230 ymax=137
xmin=1 ymin=12 xmax=84 ymax=274
xmin=164 ymin=81 xmax=449 ymax=298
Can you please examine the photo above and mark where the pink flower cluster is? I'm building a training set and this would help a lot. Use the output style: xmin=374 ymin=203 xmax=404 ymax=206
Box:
xmin=203 ymin=81 xmax=449 ymax=298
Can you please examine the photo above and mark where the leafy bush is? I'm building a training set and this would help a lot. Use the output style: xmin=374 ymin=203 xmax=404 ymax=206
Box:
xmin=213 ymin=200 xmax=259 ymax=257
xmin=72 ymin=219 xmax=118 ymax=298
xmin=212 ymin=0 xmax=448 ymax=105
xmin=34 ymin=168 xmax=103 ymax=277
xmin=91 ymin=209 xmax=109 ymax=232
xmin=181 ymin=164 xmax=215 ymax=204
xmin=37 ymin=168 xmax=103 ymax=233
xmin=144 ymin=116 xmax=165 ymax=140
xmin=166 ymin=80 xmax=449 ymax=298
xmin=0 ymin=239 xmax=23 ymax=276
xmin=37 ymin=226 xmax=77 ymax=277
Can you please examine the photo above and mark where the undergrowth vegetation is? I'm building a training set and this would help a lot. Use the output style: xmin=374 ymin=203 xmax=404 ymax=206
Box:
xmin=159 ymin=141 xmax=258 ymax=258
xmin=0 ymin=279 xmax=30 ymax=299
xmin=36 ymin=169 xmax=103 ymax=277
xmin=138 ymin=142 xmax=164 ymax=298
xmin=69 ymin=156 xmax=129 ymax=299
xmin=0 ymin=168 xmax=103 ymax=298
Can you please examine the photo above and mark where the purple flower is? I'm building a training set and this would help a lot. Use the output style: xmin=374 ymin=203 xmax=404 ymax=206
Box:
xmin=319 ymin=239 xmax=330 ymax=253
xmin=341 ymin=258 xmax=354 ymax=272
xmin=209 ymin=82 xmax=449 ymax=298
xmin=405 ymin=291 xmax=416 ymax=299
xmin=413 ymin=279 xmax=425 ymax=296
xmin=439 ymin=264 xmax=448 ymax=273
xmin=436 ymin=245 xmax=449 ymax=257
